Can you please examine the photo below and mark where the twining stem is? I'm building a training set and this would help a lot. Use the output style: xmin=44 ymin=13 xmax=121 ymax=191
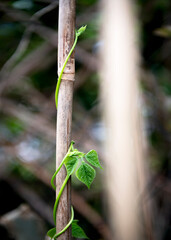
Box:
xmin=53 ymin=206 xmax=74 ymax=239
xmin=51 ymin=158 xmax=66 ymax=190
xmin=51 ymin=141 xmax=74 ymax=190
xmin=55 ymin=25 xmax=87 ymax=109
xmin=53 ymin=174 xmax=70 ymax=224
xmin=55 ymin=34 xmax=78 ymax=109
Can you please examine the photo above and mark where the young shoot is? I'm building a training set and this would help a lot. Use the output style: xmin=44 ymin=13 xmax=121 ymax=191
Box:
xmin=47 ymin=25 xmax=102 ymax=239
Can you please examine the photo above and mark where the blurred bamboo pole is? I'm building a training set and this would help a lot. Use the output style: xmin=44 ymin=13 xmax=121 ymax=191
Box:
xmin=101 ymin=0 xmax=153 ymax=240
xmin=56 ymin=0 xmax=75 ymax=239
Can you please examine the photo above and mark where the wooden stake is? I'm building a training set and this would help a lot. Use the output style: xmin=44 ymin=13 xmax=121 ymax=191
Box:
xmin=56 ymin=0 xmax=75 ymax=239
xmin=101 ymin=0 xmax=152 ymax=240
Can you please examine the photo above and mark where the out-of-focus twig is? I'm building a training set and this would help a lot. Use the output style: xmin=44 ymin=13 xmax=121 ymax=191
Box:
xmin=76 ymin=2 xmax=99 ymax=26
xmin=0 ymin=99 xmax=55 ymax=142
xmin=0 ymin=1 xmax=58 ymax=84
xmin=0 ymin=43 xmax=55 ymax=95
xmin=6 ymin=177 xmax=54 ymax=225
xmin=21 ymin=82 xmax=56 ymax=116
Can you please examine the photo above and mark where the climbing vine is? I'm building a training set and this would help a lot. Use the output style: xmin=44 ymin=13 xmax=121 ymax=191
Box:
xmin=47 ymin=26 xmax=102 ymax=239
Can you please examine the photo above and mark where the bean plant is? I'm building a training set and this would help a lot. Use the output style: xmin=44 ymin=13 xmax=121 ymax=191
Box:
xmin=47 ymin=26 xmax=102 ymax=239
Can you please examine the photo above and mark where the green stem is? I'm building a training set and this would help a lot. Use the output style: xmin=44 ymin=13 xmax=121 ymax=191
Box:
xmin=53 ymin=174 xmax=70 ymax=224
xmin=51 ymin=157 xmax=67 ymax=190
xmin=53 ymin=206 xmax=74 ymax=239
xmin=51 ymin=141 xmax=74 ymax=190
xmin=55 ymin=34 xmax=78 ymax=109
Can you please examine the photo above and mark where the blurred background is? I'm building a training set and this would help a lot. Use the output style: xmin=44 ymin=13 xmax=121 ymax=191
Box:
xmin=0 ymin=0 xmax=170 ymax=240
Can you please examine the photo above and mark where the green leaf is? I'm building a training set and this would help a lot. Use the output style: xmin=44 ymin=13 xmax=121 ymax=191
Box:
xmin=85 ymin=150 xmax=102 ymax=169
xmin=76 ymin=161 xmax=96 ymax=188
xmin=64 ymin=156 xmax=79 ymax=176
xmin=47 ymin=227 xmax=56 ymax=238
xmin=72 ymin=220 xmax=89 ymax=239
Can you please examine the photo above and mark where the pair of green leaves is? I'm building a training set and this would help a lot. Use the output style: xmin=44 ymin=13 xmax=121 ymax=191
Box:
xmin=47 ymin=220 xmax=88 ymax=239
xmin=64 ymin=149 xmax=102 ymax=189
xmin=48 ymin=145 xmax=102 ymax=239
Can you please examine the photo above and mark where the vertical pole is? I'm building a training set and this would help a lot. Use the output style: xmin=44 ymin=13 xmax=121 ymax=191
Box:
xmin=56 ymin=0 xmax=75 ymax=239
xmin=101 ymin=0 xmax=152 ymax=240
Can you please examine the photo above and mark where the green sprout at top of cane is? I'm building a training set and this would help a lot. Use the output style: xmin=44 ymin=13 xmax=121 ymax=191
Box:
xmin=55 ymin=25 xmax=87 ymax=110
xmin=48 ymin=25 xmax=102 ymax=239
xmin=76 ymin=25 xmax=87 ymax=37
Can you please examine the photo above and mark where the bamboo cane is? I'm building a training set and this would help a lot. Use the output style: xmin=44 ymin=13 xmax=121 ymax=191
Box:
xmin=101 ymin=0 xmax=152 ymax=240
xmin=56 ymin=0 xmax=75 ymax=239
